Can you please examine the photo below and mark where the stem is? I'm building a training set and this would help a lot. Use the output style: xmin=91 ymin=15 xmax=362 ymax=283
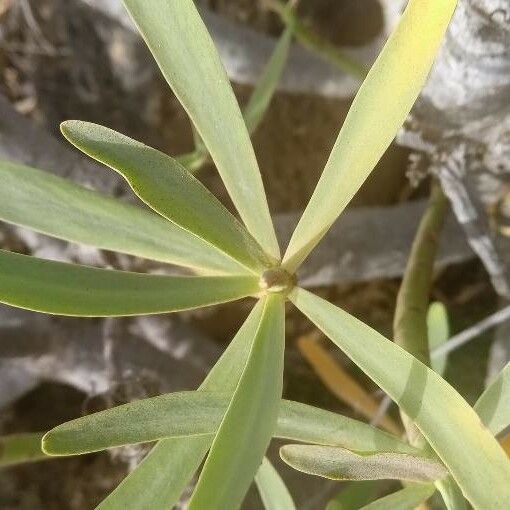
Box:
xmin=393 ymin=180 xmax=448 ymax=508
xmin=393 ymin=181 xmax=448 ymax=365
xmin=267 ymin=0 xmax=368 ymax=81
xmin=392 ymin=182 xmax=463 ymax=509
xmin=393 ymin=181 xmax=447 ymax=450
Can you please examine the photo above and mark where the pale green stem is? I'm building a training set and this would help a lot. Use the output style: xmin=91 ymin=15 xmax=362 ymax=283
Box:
xmin=394 ymin=181 xmax=448 ymax=367
xmin=393 ymin=182 xmax=466 ymax=509
xmin=267 ymin=0 xmax=368 ymax=81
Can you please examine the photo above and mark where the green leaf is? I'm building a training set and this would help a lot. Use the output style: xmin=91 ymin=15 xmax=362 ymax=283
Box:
xmin=278 ymin=400 xmax=415 ymax=455
xmin=280 ymin=445 xmax=447 ymax=483
xmin=0 ymin=433 xmax=47 ymax=468
xmin=360 ymin=484 xmax=435 ymax=510
xmin=282 ymin=0 xmax=457 ymax=272
xmin=99 ymin=436 xmax=211 ymax=510
xmin=191 ymin=122 xmax=207 ymax=157
xmin=435 ymin=478 xmax=468 ymax=510
xmin=61 ymin=121 xmax=274 ymax=274
xmin=122 ymin=0 xmax=280 ymax=259
xmin=427 ymin=302 xmax=449 ymax=376
xmin=0 ymin=160 xmax=246 ymax=275
xmin=189 ymin=294 xmax=285 ymax=510
xmin=177 ymin=26 xmax=292 ymax=176
xmin=199 ymin=306 xmax=267 ymax=394
xmin=43 ymin=394 xmax=416 ymax=457
xmin=0 ymin=250 xmax=258 ymax=317
xmin=244 ymin=27 xmax=293 ymax=135
xmin=43 ymin=391 xmax=217 ymax=454
xmin=290 ymin=287 xmax=510 ymax=510
xmin=255 ymin=458 xmax=296 ymax=510
xmin=326 ymin=481 xmax=380 ymax=510
xmin=475 ymin=362 xmax=510 ymax=436
xmin=95 ymin=300 xmax=266 ymax=510
xmin=176 ymin=149 xmax=208 ymax=173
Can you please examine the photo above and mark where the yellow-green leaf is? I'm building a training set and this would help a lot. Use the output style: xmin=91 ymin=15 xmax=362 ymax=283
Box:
xmin=280 ymin=445 xmax=446 ymax=482
xmin=0 ymin=250 xmax=258 ymax=317
xmin=255 ymin=457 xmax=296 ymax=510
xmin=427 ymin=302 xmax=450 ymax=376
xmin=435 ymin=477 xmax=468 ymax=510
xmin=283 ymin=0 xmax=457 ymax=272
xmin=0 ymin=433 xmax=47 ymax=468
xmin=95 ymin=301 xmax=266 ymax=510
xmin=0 ymin=160 xmax=246 ymax=275
xmin=244 ymin=27 xmax=293 ymax=135
xmin=177 ymin=26 xmax=292 ymax=175
xmin=290 ymin=287 xmax=510 ymax=510
xmin=189 ymin=295 xmax=285 ymax=510
xmin=43 ymin=394 xmax=416 ymax=457
xmin=360 ymin=484 xmax=435 ymax=510
xmin=326 ymin=481 xmax=380 ymax=510
xmin=122 ymin=0 xmax=280 ymax=259
xmin=475 ymin=362 xmax=510 ymax=436
xmin=61 ymin=121 xmax=274 ymax=274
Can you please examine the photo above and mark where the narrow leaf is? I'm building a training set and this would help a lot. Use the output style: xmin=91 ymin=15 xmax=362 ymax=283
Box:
xmin=280 ymin=445 xmax=447 ymax=482
xmin=0 ymin=160 xmax=246 ymax=275
xmin=282 ymin=0 xmax=457 ymax=271
xmin=43 ymin=391 xmax=218 ymax=454
xmin=279 ymin=400 xmax=414 ymax=455
xmin=0 ymin=433 xmax=47 ymax=468
xmin=43 ymin=395 xmax=416 ymax=457
xmin=0 ymin=250 xmax=258 ymax=317
xmin=61 ymin=121 xmax=275 ymax=273
xmin=190 ymin=123 xmax=207 ymax=157
xmin=326 ymin=481 xmax=380 ymax=510
xmin=177 ymin=26 xmax=292 ymax=175
xmin=475 ymin=362 xmax=510 ymax=436
xmin=98 ymin=436 xmax=211 ymax=510
xmin=95 ymin=301 xmax=266 ymax=510
xmin=189 ymin=295 xmax=285 ymax=510
xmin=176 ymin=149 xmax=208 ymax=173
xmin=435 ymin=477 xmax=468 ymax=510
xmin=290 ymin=288 xmax=510 ymax=510
xmin=122 ymin=0 xmax=280 ymax=258
xmin=255 ymin=457 xmax=296 ymax=510
xmin=244 ymin=27 xmax=293 ymax=135
xmin=360 ymin=484 xmax=435 ymax=510
xmin=427 ymin=302 xmax=450 ymax=376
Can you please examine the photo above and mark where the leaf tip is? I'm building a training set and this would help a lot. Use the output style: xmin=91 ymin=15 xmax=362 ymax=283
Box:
xmin=60 ymin=119 xmax=75 ymax=135
xmin=40 ymin=431 xmax=56 ymax=456
xmin=278 ymin=444 xmax=295 ymax=464
xmin=60 ymin=120 xmax=82 ymax=144
xmin=60 ymin=119 xmax=97 ymax=143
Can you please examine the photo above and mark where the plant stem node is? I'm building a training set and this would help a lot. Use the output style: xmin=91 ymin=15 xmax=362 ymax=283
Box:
xmin=259 ymin=267 xmax=296 ymax=294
